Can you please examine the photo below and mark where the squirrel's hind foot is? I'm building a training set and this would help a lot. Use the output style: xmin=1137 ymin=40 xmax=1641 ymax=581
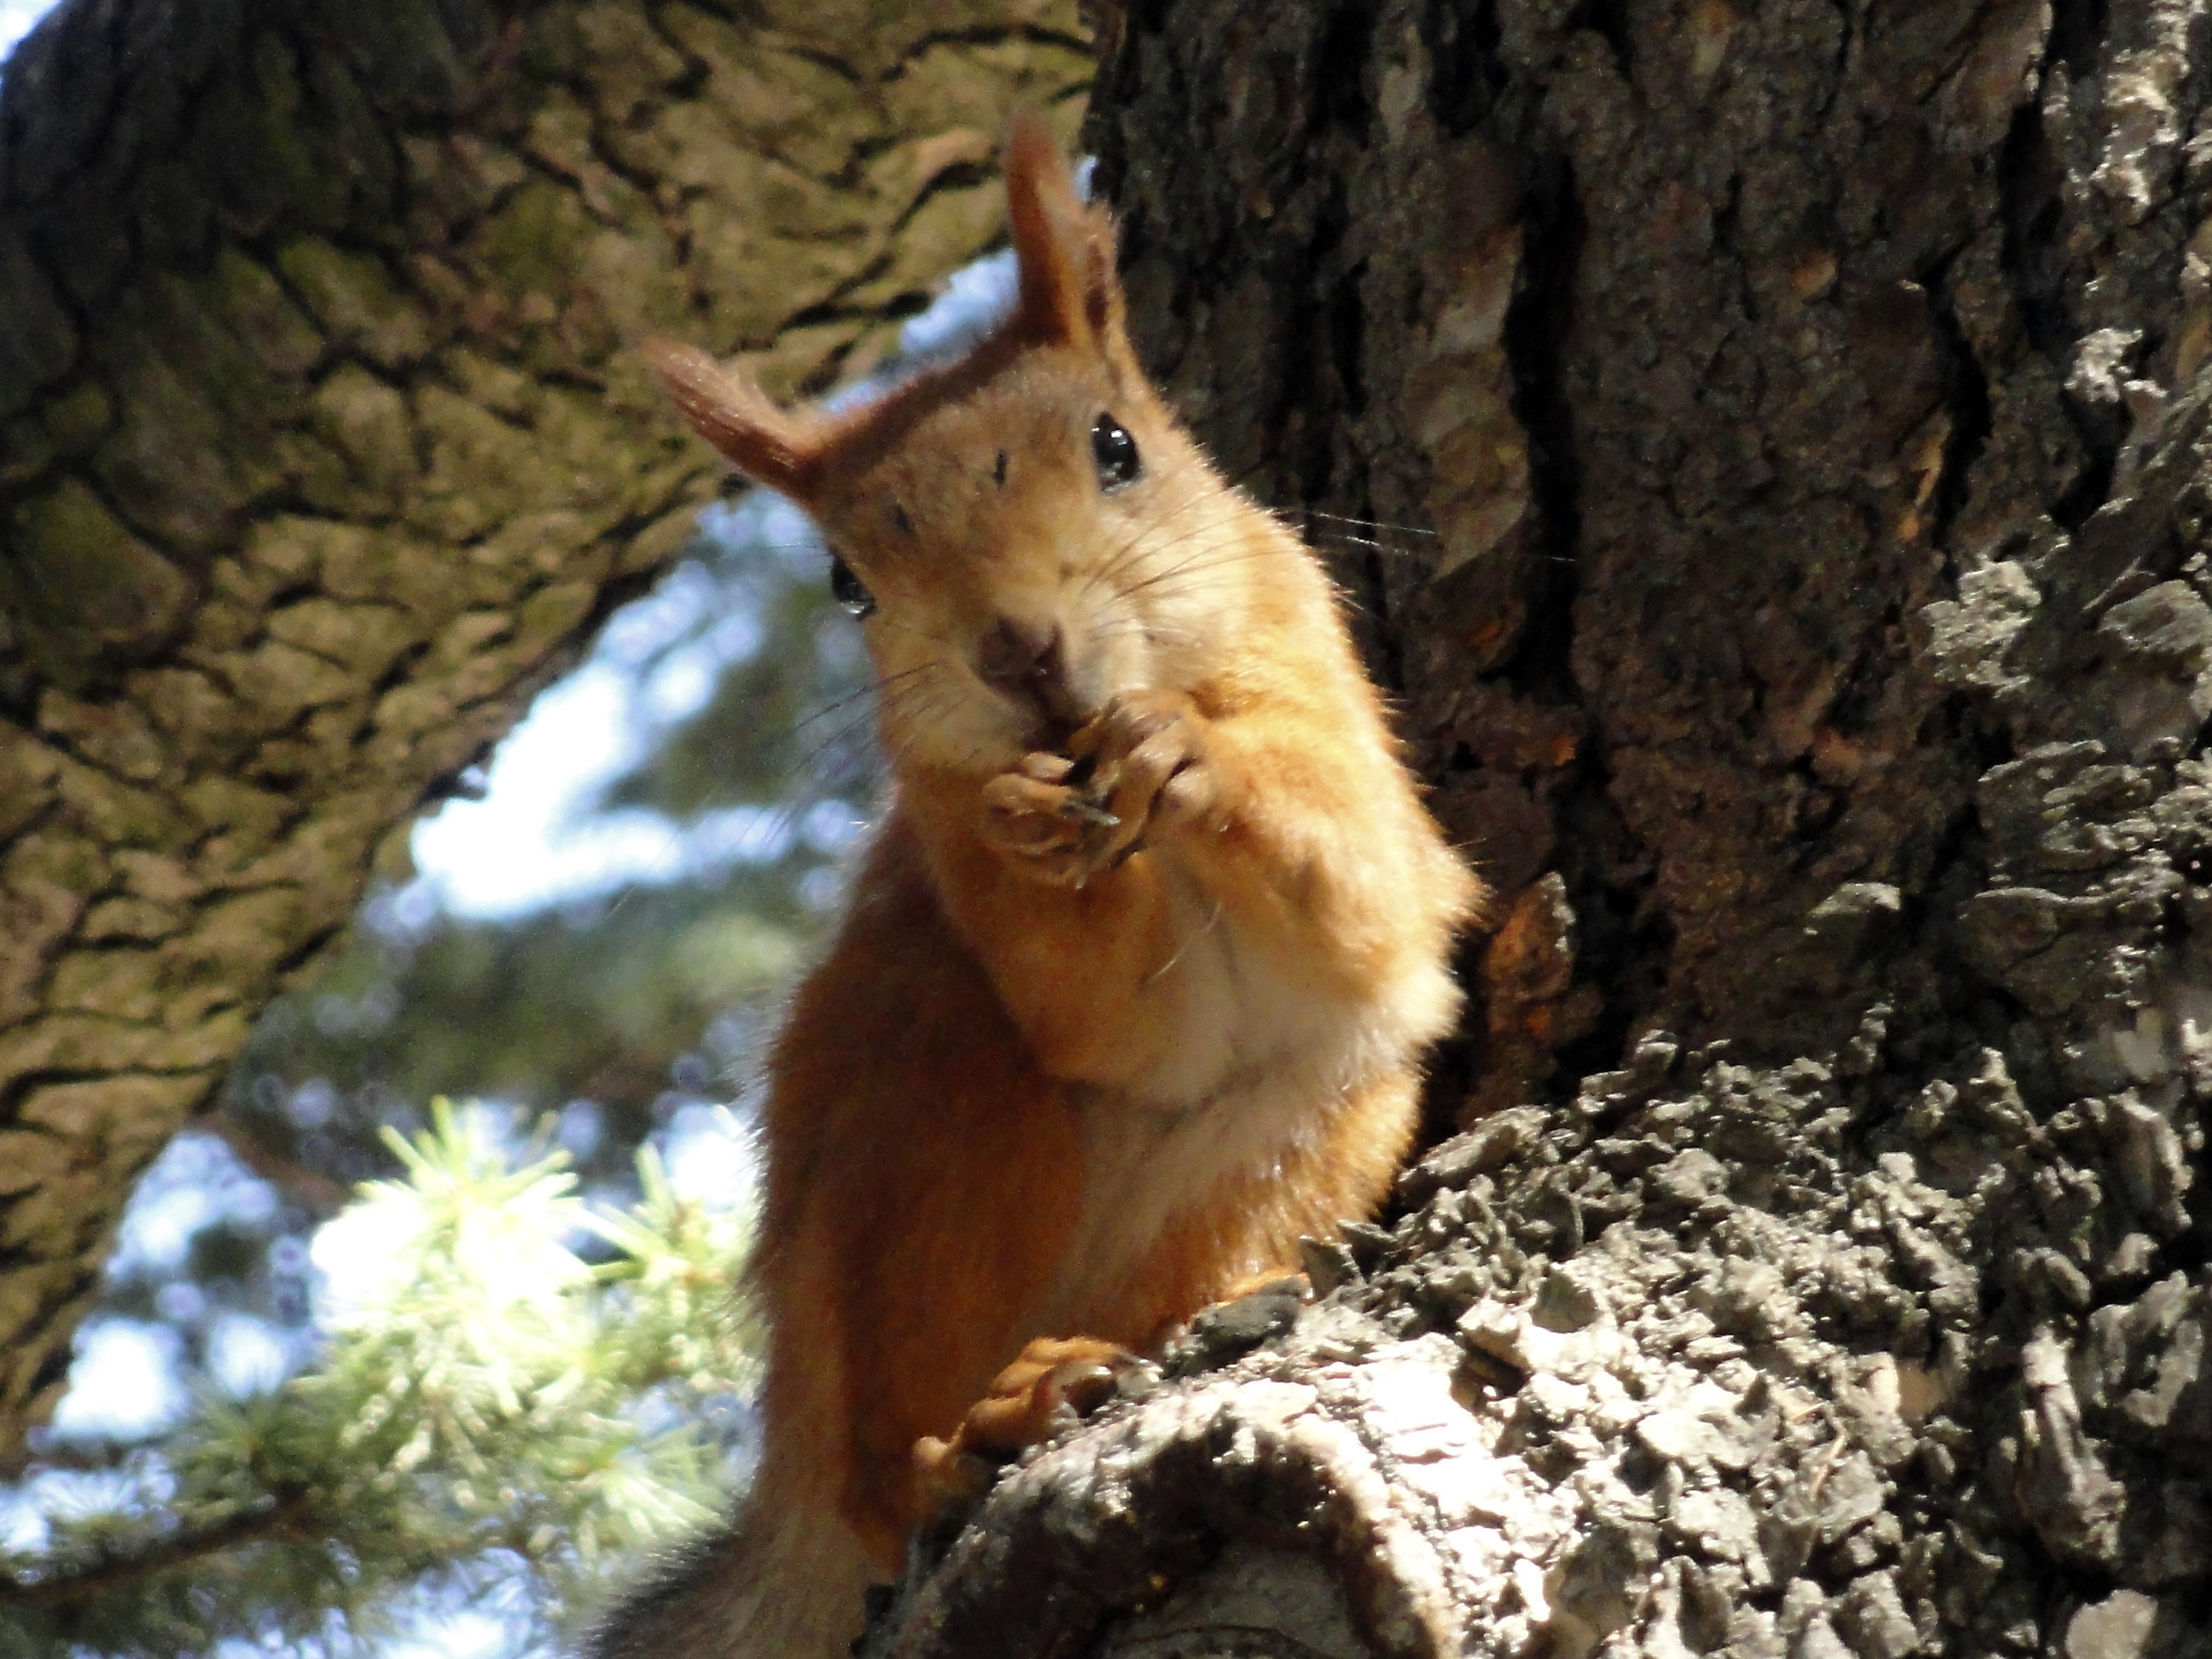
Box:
xmin=912 ymin=1336 xmax=1140 ymax=1507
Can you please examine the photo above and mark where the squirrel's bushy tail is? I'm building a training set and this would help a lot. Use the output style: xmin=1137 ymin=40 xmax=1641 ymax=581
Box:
xmin=583 ymin=1471 xmax=874 ymax=1659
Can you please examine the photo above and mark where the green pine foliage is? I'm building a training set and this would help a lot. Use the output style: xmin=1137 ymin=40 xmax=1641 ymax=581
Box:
xmin=0 ymin=1103 xmax=759 ymax=1657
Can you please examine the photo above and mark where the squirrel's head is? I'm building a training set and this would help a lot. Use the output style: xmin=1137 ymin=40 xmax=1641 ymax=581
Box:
xmin=649 ymin=111 xmax=1279 ymax=777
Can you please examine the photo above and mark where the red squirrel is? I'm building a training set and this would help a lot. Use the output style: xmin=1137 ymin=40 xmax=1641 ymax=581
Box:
xmin=591 ymin=113 xmax=1479 ymax=1658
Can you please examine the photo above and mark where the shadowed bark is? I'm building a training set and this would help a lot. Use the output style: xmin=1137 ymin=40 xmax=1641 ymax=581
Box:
xmin=0 ymin=0 xmax=1089 ymax=1469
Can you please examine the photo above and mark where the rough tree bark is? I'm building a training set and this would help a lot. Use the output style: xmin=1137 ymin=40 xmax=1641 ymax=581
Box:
xmin=861 ymin=5 xmax=2212 ymax=1659
xmin=0 ymin=0 xmax=1090 ymax=1469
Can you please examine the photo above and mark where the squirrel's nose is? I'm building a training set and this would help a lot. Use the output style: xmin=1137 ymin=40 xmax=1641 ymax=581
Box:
xmin=978 ymin=615 xmax=1080 ymax=721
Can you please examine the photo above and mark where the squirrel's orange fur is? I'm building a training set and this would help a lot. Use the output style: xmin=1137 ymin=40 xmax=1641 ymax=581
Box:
xmin=595 ymin=114 xmax=1479 ymax=1658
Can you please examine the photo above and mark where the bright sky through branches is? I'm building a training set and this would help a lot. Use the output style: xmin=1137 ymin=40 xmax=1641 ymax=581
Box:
xmin=0 ymin=1 xmax=54 ymax=63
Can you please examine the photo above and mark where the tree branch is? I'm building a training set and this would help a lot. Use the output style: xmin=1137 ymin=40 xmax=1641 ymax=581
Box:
xmin=0 ymin=1490 xmax=317 ymax=1611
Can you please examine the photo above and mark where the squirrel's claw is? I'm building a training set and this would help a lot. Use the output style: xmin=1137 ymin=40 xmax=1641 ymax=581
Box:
xmin=913 ymin=1335 xmax=1141 ymax=1507
xmin=1057 ymin=797 xmax=1121 ymax=828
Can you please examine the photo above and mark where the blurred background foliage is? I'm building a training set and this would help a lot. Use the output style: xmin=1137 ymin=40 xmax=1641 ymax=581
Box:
xmin=1 ymin=1104 xmax=760 ymax=1658
xmin=218 ymin=486 xmax=876 ymax=1206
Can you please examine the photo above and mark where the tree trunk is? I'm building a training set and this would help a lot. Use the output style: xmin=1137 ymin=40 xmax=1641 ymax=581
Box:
xmin=0 ymin=0 xmax=1090 ymax=1469
xmin=864 ymin=3 xmax=2212 ymax=1656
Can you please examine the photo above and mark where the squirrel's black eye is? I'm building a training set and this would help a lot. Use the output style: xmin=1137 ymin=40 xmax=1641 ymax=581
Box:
xmin=830 ymin=556 xmax=876 ymax=619
xmin=1091 ymin=414 xmax=1141 ymax=491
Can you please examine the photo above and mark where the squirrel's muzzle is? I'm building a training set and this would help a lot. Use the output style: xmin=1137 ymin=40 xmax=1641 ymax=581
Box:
xmin=978 ymin=614 xmax=1088 ymax=731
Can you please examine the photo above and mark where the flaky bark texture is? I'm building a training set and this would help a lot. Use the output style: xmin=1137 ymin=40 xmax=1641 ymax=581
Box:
xmin=0 ymin=0 xmax=1088 ymax=1466
xmin=862 ymin=4 xmax=2212 ymax=1658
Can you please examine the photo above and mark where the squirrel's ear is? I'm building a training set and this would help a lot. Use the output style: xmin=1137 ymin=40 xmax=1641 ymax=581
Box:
xmin=647 ymin=340 xmax=830 ymax=502
xmin=1004 ymin=108 xmax=1124 ymax=355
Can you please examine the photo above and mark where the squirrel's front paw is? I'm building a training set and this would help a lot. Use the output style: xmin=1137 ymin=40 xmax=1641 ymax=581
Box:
xmin=979 ymin=694 xmax=1224 ymax=885
xmin=1068 ymin=690 xmax=1221 ymax=837
xmin=980 ymin=752 xmax=1145 ymax=886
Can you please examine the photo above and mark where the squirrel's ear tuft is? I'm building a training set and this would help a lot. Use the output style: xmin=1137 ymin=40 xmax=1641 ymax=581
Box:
xmin=647 ymin=340 xmax=828 ymax=502
xmin=1004 ymin=108 xmax=1124 ymax=355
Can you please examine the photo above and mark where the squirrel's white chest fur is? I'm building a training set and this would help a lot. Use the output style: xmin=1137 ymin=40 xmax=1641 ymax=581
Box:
xmin=1043 ymin=854 xmax=1446 ymax=1324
